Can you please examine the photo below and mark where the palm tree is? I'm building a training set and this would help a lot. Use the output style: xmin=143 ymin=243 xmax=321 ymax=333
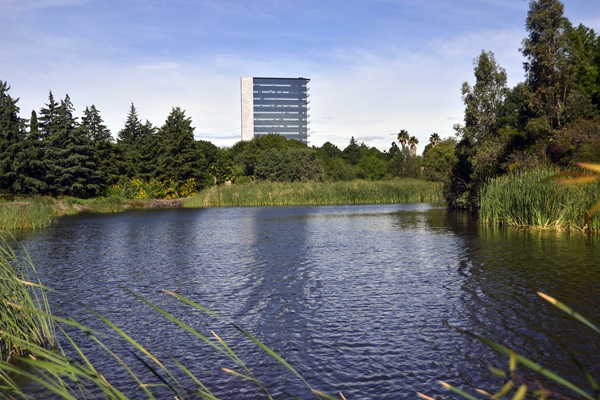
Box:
xmin=397 ymin=129 xmax=409 ymax=149
xmin=429 ymin=133 xmax=441 ymax=147
xmin=408 ymin=136 xmax=419 ymax=156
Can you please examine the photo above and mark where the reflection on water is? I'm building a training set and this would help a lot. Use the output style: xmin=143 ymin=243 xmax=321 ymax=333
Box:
xmin=16 ymin=204 xmax=600 ymax=398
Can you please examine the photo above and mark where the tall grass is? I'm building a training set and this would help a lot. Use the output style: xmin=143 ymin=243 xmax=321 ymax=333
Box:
xmin=479 ymin=167 xmax=600 ymax=231
xmin=0 ymin=197 xmax=128 ymax=232
xmin=184 ymin=179 xmax=444 ymax=208
xmin=0 ymin=236 xmax=55 ymax=363
xmin=0 ymin=197 xmax=57 ymax=231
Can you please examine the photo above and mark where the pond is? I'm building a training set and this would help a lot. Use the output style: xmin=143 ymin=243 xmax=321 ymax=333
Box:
xmin=16 ymin=204 xmax=600 ymax=398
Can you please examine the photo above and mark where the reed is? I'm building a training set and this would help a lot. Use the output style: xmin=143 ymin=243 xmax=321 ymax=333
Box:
xmin=0 ymin=236 xmax=55 ymax=363
xmin=0 ymin=197 xmax=57 ymax=231
xmin=479 ymin=167 xmax=600 ymax=231
xmin=184 ymin=179 xmax=444 ymax=208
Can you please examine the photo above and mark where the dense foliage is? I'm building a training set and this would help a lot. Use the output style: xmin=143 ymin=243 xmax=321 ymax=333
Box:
xmin=448 ymin=0 xmax=600 ymax=209
xmin=0 ymin=85 xmax=430 ymax=199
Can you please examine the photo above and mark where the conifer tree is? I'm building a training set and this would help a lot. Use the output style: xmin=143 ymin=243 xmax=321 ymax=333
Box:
xmin=81 ymin=105 xmax=117 ymax=187
xmin=16 ymin=111 xmax=48 ymax=194
xmin=44 ymin=94 xmax=101 ymax=197
xmin=117 ymin=103 xmax=144 ymax=177
xmin=155 ymin=107 xmax=204 ymax=188
xmin=0 ymin=81 xmax=25 ymax=194
xmin=137 ymin=120 xmax=159 ymax=181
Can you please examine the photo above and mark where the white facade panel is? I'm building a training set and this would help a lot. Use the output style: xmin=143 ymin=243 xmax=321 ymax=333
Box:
xmin=240 ymin=77 xmax=254 ymax=141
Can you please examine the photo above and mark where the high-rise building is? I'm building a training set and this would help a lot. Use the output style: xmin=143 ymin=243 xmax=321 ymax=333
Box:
xmin=241 ymin=77 xmax=310 ymax=144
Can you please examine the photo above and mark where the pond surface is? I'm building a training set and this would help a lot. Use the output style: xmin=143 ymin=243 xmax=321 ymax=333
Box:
xmin=17 ymin=204 xmax=600 ymax=398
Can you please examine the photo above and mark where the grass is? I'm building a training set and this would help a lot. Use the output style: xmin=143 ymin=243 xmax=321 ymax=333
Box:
xmin=0 ymin=197 xmax=130 ymax=232
xmin=0 ymin=197 xmax=57 ymax=231
xmin=479 ymin=166 xmax=600 ymax=231
xmin=0 ymin=236 xmax=55 ymax=364
xmin=184 ymin=179 xmax=444 ymax=208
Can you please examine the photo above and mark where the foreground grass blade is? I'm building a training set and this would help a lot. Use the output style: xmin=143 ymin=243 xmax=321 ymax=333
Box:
xmin=438 ymin=381 xmax=479 ymax=400
xmin=233 ymin=324 xmax=319 ymax=397
xmin=537 ymin=292 xmax=600 ymax=334
xmin=475 ymin=335 xmax=593 ymax=399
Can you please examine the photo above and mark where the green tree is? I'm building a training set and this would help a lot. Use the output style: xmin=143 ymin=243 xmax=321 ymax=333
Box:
xmin=342 ymin=137 xmax=361 ymax=165
xmin=44 ymin=94 xmax=101 ymax=197
xmin=358 ymin=155 xmax=387 ymax=180
xmin=117 ymin=103 xmax=144 ymax=178
xmin=155 ymin=107 xmax=205 ymax=189
xmin=16 ymin=111 xmax=48 ymax=194
xmin=422 ymin=138 xmax=457 ymax=183
xmin=520 ymin=0 xmax=571 ymax=132
xmin=328 ymin=157 xmax=357 ymax=181
xmin=0 ymin=81 xmax=26 ymax=194
xmin=255 ymin=148 xmax=323 ymax=182
xmin=80 ymin=105 xmax=116 ymax=188
xmin=460 ymin=50 xmax=508 ymax=143
xmin=561 ymin=23 xmax=600 ymax=122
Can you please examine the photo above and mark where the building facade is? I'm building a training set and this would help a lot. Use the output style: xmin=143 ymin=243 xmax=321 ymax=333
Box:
xmin=241 ymin=77 xmax=310 ymax=144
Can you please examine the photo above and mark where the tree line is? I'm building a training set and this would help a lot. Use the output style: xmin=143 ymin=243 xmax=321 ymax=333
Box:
xmin=0 ymin=85 xmax=438 ymax=199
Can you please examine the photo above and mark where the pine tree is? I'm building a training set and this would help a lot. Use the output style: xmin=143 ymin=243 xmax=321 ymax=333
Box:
xmin=81 ymin=105 xmax=116 ymax=188
xmin=117 ymin=103 xmax=143 ymax=177
xmin=137 ymin=120 xmax=159 ymax=181
xmin=155 ymin=107 xmax=204 ymax=188
xmin=16 ymin=111 xmax=48 ymax=194
xmin=44 ymin=94 xmax=101 ymax=198
xmin=0 ymin=81 xmax=25 ymax=194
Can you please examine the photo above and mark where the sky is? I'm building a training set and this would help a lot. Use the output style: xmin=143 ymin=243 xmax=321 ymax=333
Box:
xmin=1 ymin=0 xmax=598 ymax=153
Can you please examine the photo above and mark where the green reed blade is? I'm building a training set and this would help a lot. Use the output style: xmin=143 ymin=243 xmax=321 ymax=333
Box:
xmin=169 ymin=357 xmax=218 ymax=400
xmin=438 ymin=381 xmax=479 ymax=400
xmin=89 ymin=335 xmax=154 ymax=400
xmin=233 ymin=324 xmax=318 ymax=397
xmin=127 ymin=290 xmax=227 ymax=355
xmin=0 ymin=360 xmax=78 ymax=400
xmin=162 ymin=289 xmax=220 ymax=318
xmin=474 ymin=335 xmax=594 ymax=400
xmin=538 ymin=292 xmax=600 ymax=334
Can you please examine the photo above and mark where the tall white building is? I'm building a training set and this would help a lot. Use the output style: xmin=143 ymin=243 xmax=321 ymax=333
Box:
xmin=241 ymin=77 xmax=310 ymax=144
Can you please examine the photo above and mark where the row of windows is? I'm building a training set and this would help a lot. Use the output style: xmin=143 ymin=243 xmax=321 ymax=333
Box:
xmin=254 ymin=117 xmax=306 ymax=121
xmin=254 ymin=82 xmax=308 ymax=87
xmin=255 ymin=125 xmax=305 ymax=128
xmin=255 ymin=103 xmax=308 ymax=107
xmin=257 ymin=97 xmax=308 ymax=101
xmin=254 ymin=111 xmax=306 ymax=115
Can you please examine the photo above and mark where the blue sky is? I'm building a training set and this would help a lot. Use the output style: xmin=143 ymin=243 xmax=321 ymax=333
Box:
xmin=1 ymin=0 xmax=598 ymax=152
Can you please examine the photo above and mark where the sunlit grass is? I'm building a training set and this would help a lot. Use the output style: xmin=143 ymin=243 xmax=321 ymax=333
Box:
xmin=184 ymin=179 xmax=444 ymax=207
xmin=479 ymin=166 xmax=600 ymax=231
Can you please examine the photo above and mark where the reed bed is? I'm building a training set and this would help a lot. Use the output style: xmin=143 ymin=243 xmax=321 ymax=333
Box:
xmin=0 ymin=197 xmax=128 ymax=231
xmin=479 ymin=167 xmax=600 ymax=231
xmin=184 ymin=179 xmax=444 ymax=208
xmin=0 ymin=197 xmax=57 ymax=231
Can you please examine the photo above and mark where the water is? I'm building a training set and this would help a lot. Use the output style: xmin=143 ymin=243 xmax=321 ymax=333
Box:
xmin=16 ymin=204 xmax=600 ymax=398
